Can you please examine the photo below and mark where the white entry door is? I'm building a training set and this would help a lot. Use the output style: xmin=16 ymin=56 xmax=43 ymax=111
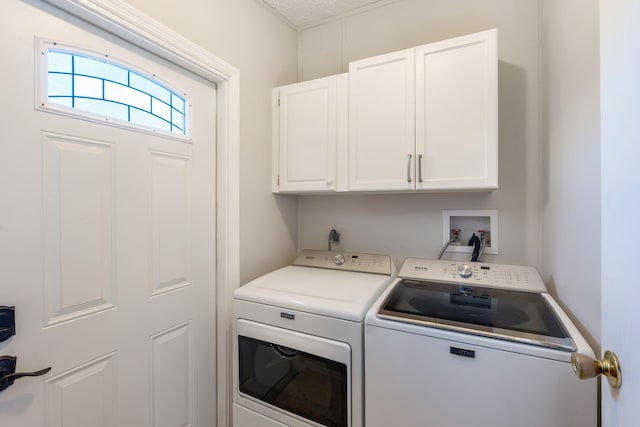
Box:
xmin=600 ymin=0 xmax=640 ymax=426
xmin=0 ymin=2 xmax=216 ymax=426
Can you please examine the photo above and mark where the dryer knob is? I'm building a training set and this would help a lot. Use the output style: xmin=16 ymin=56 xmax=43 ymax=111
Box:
xmin=334 ymin=254 xmax=345 ymax=265
xmin=457 ymin=264 xmax=473 ymax=279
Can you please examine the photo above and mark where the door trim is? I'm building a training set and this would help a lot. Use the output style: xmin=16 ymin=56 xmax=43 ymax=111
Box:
xmin=41 ymin=1 xmax=239 ymax=425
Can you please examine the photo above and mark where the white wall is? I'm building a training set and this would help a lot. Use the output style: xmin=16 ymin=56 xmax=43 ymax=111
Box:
xmin=540 ymin=0 xmax=601 ymax=351
xmin=123 ymin=0 xmax=299 ymax=284
xmin=297 ymin=0 xmax=541 ymax=269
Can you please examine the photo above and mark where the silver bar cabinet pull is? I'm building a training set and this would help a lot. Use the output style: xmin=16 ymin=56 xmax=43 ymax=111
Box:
xmin=407 ymin=154 xmax=412 ymax=183
xmin=418 ymin=154 xmax=423 ymax=183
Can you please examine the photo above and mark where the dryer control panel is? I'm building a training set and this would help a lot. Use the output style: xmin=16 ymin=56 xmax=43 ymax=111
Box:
xmin=399 ymin=258 xmax=546 ymax=292
xmin=294 ymin=250 xmax=395 ymax=276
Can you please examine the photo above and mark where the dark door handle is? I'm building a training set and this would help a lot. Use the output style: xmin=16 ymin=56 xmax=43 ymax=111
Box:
xmin=1 ymin=367 xmax=52 ymax=383
xmin=0 ymin=306 xmax=16 ymax=343
xmin=0 ymin=356 xmax=51 ymax=392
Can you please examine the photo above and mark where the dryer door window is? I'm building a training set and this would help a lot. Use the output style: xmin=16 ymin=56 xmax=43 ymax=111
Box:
xmin=236 ymin=319 xmax=350 ymax=427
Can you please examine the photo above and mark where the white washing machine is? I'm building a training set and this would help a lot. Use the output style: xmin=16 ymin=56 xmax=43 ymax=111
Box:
xmin=365 ymin=258 xmax=596 ymax=427
xmin=233 ymin=250 xmax=396 ymax=427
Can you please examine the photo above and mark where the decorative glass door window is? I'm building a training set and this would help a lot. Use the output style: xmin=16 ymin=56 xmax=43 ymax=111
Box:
xmin=40 ymin=42 xmax=188 ymax=137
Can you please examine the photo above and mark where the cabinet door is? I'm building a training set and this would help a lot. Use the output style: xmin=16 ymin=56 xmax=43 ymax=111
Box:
xmin=349 ymin=49 xmax=416 ymax=191
xmin=273 ymin=74 xmax=347 ymax=193
xmin=415 ymin=29 xmax=498 ymax=190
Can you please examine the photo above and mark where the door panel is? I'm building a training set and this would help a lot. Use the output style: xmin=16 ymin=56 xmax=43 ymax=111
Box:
xmin=0 ymin=2 xmax=216 ymax=426
xmin=42 ymin=133 xmax=116 ymax=325
xmin=415 ymin=29 xmax=498 ymax=190
xmin=151 ymin=323 xmax=193 ymax=427
xmin=151 ymin=152 xmax=190 ymax=294
xmin=278 ymin=77 xmax=337 ymax=192
xmin=45 ymin=353 xmax=116 ymax=427
xmin=601 ymin=0 xmax=640 ymax=425
xmin=349 ymin=49 xmax=416 ymax=191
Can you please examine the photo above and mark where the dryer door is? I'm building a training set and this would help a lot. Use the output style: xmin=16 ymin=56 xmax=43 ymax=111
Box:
xmin=236 ymin=319 xmax=351 ymax=427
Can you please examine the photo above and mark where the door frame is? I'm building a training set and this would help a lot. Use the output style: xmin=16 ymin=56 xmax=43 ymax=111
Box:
xmin=41 ymin=1 xmax=239 ymax=425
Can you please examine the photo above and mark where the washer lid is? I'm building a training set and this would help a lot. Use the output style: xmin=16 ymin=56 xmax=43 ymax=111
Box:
xmin=234 ymin=265 xmax=395 ymax=321
xmin=378 ymin=278 xmax=576 ymax=351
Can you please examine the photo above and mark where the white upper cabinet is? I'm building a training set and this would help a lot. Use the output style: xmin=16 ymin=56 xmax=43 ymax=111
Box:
xmin=349 ymin=49 xmax=416 ymax=191
xmin=272 ymin=29 xmax=498 ymax=194
xmin=349 ymin=29 xmax=498 ymax=191
xmin=415 ymin=29 xmax=498 ymax=190
xmin=272 ymin=74 xmax=348 ymax=193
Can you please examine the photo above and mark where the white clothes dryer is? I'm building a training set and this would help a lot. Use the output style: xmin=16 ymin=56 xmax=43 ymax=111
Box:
xmin=365 ymin=258 xmax=596 ymax=427
xmin=233 ymin=250 xmax=396 ymax=427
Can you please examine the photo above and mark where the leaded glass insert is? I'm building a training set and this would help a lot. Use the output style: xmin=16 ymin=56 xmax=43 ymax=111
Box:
xmin=47 ymin=50 xmax=187 ymax=135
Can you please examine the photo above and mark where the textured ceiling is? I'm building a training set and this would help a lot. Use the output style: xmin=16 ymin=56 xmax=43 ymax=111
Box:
xmin=262 ymin=0 xmax=384 ymax=27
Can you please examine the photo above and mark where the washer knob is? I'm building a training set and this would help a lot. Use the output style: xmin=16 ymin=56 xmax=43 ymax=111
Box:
xmin=457 ymin=264 xmax=473 ymax=279
xmin=334 ymin=254 xmax=345 ymax=266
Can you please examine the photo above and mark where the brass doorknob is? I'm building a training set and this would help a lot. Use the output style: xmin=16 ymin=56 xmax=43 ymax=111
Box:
xmin=571 ymin=351 xmax=621 ymax=389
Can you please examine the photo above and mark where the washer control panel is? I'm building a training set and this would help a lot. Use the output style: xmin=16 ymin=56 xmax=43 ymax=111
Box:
xmin=293 ymin=250 xmax=394 ymax=275
xmin=399 ymin=258 xmax=546 ymax=292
